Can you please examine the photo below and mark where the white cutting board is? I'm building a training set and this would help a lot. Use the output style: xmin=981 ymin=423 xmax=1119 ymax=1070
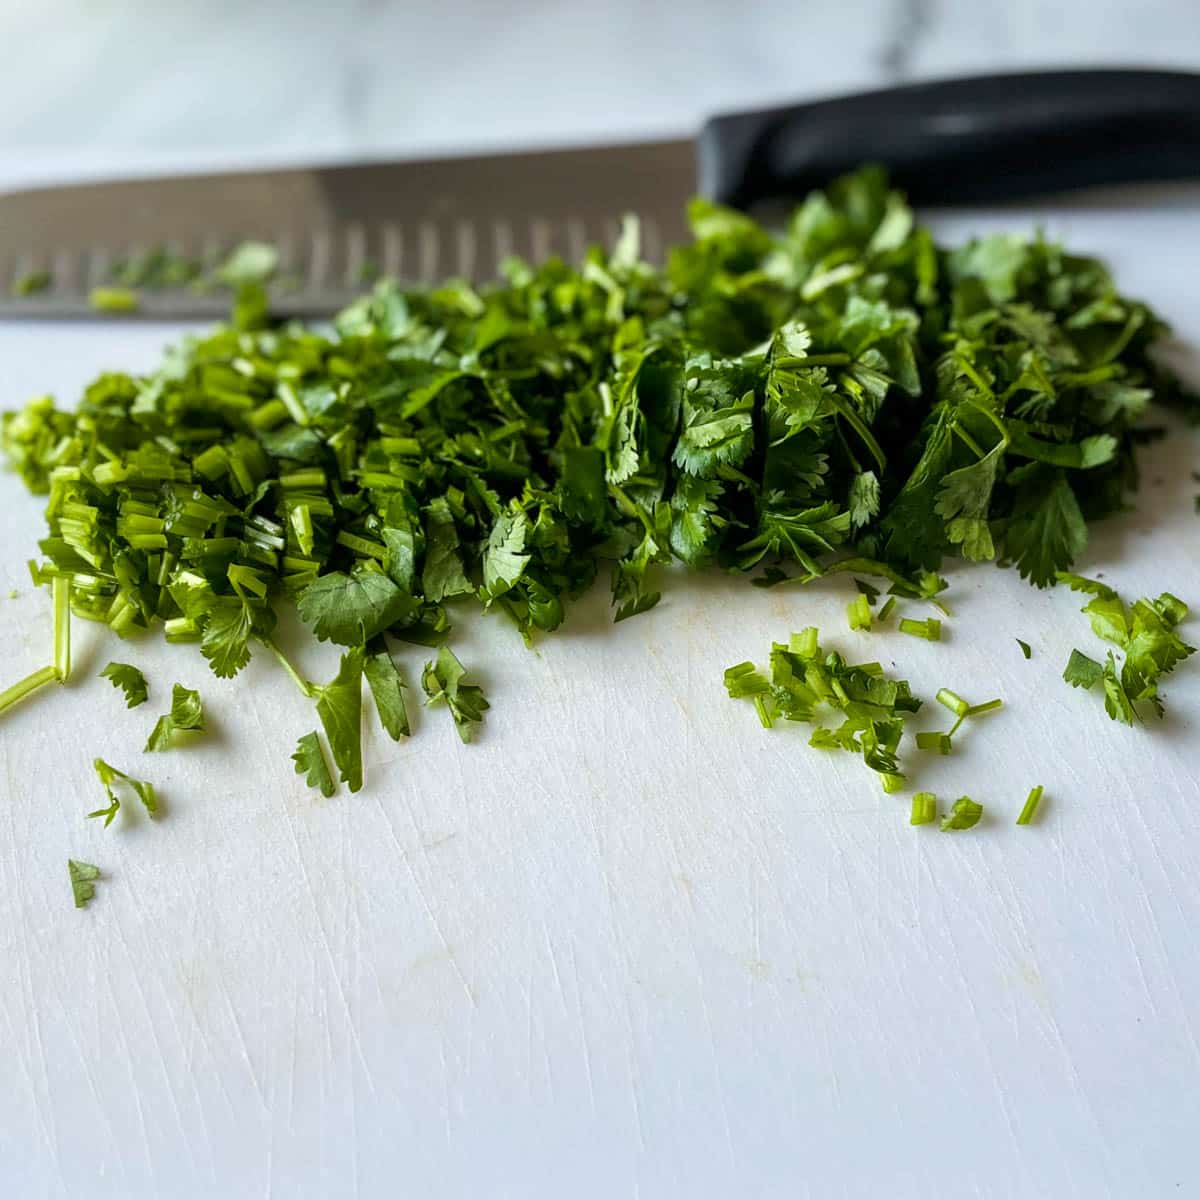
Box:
xmin=1 ymin=204 xmax=1198 ymax=1199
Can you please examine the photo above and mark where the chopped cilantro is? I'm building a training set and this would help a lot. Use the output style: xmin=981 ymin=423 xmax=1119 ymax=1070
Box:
xmin=898 ymin=616 xmax=941 ymax=641
xmin=726 ymin=627 xmax=921 ymax=791
xmin=313 ymin=649 xmax=365 ymax=792
xmin=910 ymin=792 xmax=937 ymax=825
xmin=1062 ymin=582 xmax=1193 ymax=721
xmin=941 ymin=796 xmax=983 ymax=831
xmin=421 ymin=646 xmax=489 ymax=743
xmin=69 ymin=859 xmax=101 ymax=908
xmin=91 ymin=758 xmax=157 ymax=822
xmin=1016 ymin=638 xmax=1032 ymax=659
xmin=88 ymin=286 xmax=140 ymax=313
xmin=363 ymin=641 xmax=410 ymax=739
xmin=1 ymin=164 xmax=1196 ymax=806
xmin=12 ymin=269 xmax=51 ymax=297
xmin=101 ymin=662 xmax=148 ymax=708
xmin=145 ymin=684 xmax=205 ymax=751
xmin=292 ymin=731 xmax=336 ymax=797
xmin=847 ymin=592 xmax=873 ymax=631
xmin=1016 ymin=785 xmax=1044 ymax=826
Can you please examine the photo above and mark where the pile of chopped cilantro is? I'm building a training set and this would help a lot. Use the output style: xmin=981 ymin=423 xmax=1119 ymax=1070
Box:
xmin=2 ymin=166 xmax=1197 ymax=812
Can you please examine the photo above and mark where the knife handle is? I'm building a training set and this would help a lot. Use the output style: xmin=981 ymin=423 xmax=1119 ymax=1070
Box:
xmin=699 ymin=69 xmax=1200 ymax=209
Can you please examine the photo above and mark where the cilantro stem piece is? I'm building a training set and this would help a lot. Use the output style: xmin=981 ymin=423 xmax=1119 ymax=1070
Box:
xmin=877 ymin=596 xmax=897 ymax=622
xmin=88 ymin=286 xmax=139 ymax=313
xmin=52 ymin=576 xmax=71 ymax=680
xmin=847 ymin=593 xmax=872 ymax=631
xmin=966 ymin=698 xmax=1003 ymax=717
xmin=910 ymin=792 xmax=937 ymax=825
xmin=899 ymin=616 xmax=941 ymax=641
xmin=935 ymin=688 xmax=970 ymax=719
xmin=1016 ymin=785 xmax=1044 ymax=826
xmin=941 ymin=796 xmax=983 ymax=831
xmin=915 ymin=731 xmax=952 ymax=754
xmin=69 ymin=860 xmax=101 ymax=909
xmin=263 ymin=638 xmax=315 ymax=697
xmin=0 ymin=664 xmax=58 ymax=716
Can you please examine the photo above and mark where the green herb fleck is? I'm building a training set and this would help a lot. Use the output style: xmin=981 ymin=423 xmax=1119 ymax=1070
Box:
xmin=292 ymin=731 xmax=336 ymax=797
xmin=69 ymin=859 xmax=101 ymax=908
xmin=941 ymin=796 xmax=983 ymax=831
xmin=422 ymin=646 xmax=489 ymax=743
xmin=145 ymin=684 xmax=205 ymax=751
xmin=101 ymin=662 xmax=148 ymax=708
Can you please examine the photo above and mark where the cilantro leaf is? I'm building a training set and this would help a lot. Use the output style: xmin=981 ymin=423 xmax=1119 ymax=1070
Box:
xmin=292 ymin=731 xmax=336 ymax=797
xmin=481 ymin=507 xmax=530 ymax=601
xmin=941 ymin=796 xmax=983 ymax=831
xmin=312 ymin=649 xmax=365 ymax=792
xmin=298 ymin=566 xmax=414 ymax=646
xmin=145 ymin=683 xmax=205 ymax=751
xmin=100 ymin=661 xmax=148 ymax=708
xmin=1063 ymin=649 xmax=1104 ymax=690
xmin=92 ymin=757 xmax=157 ymax=820
xmin=69 ymin=860 xmax=101 ymax=909
xmin=421 ymin=646 xmax=489 ymax=742
xmin=363 ymin=642 xmax=410 ymax=740
xmin=421 ymin=497 xmax=473 ymax=602
xmin=1003 ymin=473 xmax=1088 ymax=587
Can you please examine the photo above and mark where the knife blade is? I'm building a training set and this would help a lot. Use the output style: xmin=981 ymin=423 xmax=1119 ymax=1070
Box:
xmin=3 ymin=68 xmax=1199 ymax=320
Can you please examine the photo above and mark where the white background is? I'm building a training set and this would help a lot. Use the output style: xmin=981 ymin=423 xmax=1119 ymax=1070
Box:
xmin=2 ymin=3 xmax=1200 ymax=1197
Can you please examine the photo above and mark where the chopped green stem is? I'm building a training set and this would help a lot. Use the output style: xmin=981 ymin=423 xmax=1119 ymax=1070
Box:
xmin=262 ymin=638 xmax=314 ymax=698
xmin=910 ymin=792 xmax=937 ymax=825
xmin=1016 ymin=785 xmax=1044 ymax=826
xmin=936 ymin=688 xmax=970 ymax=718
xmin=0 ymin=664 xmax=59 ymax=716
xmin=52 ymin=576 xmax=71 ymax=680
xmin=951 ymin=423 xmax=986 ymax=459
xmin=966 ymin=698 xmax=1003 ymax=717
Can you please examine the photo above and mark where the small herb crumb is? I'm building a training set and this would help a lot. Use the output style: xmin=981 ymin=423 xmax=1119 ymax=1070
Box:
xmin=941 ymin=796 xmax=983 ymax=831
xmin=1017 ymin=638 xmax=1032 ymax=659
xmin=69 ymin=859 xmax=101 ymax=908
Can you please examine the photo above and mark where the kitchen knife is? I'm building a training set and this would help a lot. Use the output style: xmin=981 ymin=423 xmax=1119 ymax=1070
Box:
xmin=3 ymin=68 xmax=1199 ymax=320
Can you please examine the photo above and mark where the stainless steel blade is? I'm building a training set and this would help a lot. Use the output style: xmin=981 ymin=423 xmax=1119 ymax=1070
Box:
xmin=0 ymin=140 xmax=696 ymax=319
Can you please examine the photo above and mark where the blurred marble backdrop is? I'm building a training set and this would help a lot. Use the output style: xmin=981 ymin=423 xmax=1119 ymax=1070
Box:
xmin=0 ymin=0 xmax=1196 ymax=185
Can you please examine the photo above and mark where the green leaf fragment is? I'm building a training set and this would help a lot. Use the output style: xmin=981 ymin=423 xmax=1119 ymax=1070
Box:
xmin=101 ymin=662 xmax=148 ymax=708
xmin=941 ymin=796 xmax=983 ymax=831
xmin=292 ymin=731 xmax=336 ymax=797
xmin=91 ymin=757 xmax=157 ymax=821
xmin=69 ymin=860 xmax=101 ymax=909
xmin=145 ymin=683 xmax=205 ymax=751
xmin=421 ymin=646 xmax=489 ymax=743
xmin=363 ymin=642 xmax=410 ymax=740
xmin=312 ymin=649 xmax=365 ymax=792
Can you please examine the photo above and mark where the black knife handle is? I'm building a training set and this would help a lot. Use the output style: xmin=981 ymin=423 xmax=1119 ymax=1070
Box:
xmin=699 ymin=69 xmax=1200 ymax=209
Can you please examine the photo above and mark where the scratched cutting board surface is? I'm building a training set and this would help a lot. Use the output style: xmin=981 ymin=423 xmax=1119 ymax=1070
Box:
xmin=1 ymin=205 xmax=1199 ymax=1200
